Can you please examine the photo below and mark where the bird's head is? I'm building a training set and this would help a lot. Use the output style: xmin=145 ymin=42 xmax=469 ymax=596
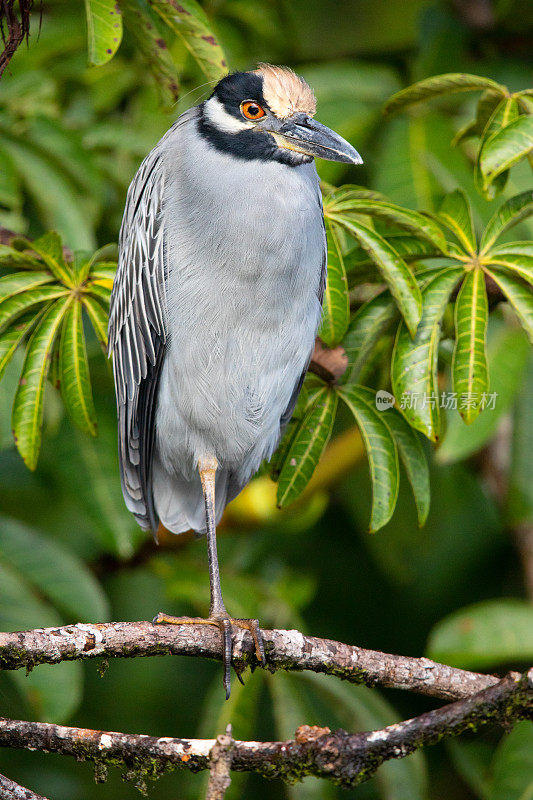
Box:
xmin=199 ymin=64 xmax=363 ymax=167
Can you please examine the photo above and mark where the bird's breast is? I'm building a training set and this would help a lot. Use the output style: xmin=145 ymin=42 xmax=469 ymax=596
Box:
xmin=156 ymin=121 xmax=324 ymax=475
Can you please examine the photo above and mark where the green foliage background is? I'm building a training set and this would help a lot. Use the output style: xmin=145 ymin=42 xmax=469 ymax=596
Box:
xmin=0 ymin=0 xmax=532 ymax=797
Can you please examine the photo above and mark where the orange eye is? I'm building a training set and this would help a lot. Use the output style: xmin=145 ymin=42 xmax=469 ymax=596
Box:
xmin=241 ymin=101 xmax=266 ymax=120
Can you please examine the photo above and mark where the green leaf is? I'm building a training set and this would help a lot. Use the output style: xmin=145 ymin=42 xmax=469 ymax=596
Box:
xmin=331 ymin=215 xmax=422 ymax=335
xmin=475 ymin=89 xmax=507 ymax=136
xmin=150 ymin=0 xmax=228 ymax=82
xmin=329 ymin=199 xmax=448 ymax=252
xmin=338 ymin=385 xmax=399 ymax=531
xmin=0 ymin=310 xmax=42 ymax=381
xmin=0 ymin=284 xmax=69 ymax=335
xmin=427 ymin=599 xmax=533 ymax=669
xmin=0 ymin=271 xmax=54 ymax=302
xmin=85 ymin=280 xmax=112 ymax=304
xmin=277 ymin=387 xmax=338 ymax=507
xmin=479 ymin=115 xmax=533 ymax=192
xmin=88 ymin=263 xmax=117 ymax=283
xmin=341 ymin=292 xmax=397 ymax=384
xmin=480 ymin=190 xmax=533 ymax=252
xmin=485 ymin=267 xmax=533 ymax=342
xmin=452 ymin=268 xmax=489 ymax=425
xmin=28 ymin=231 xmax=73 ymax=286
xmin=84 ymin=0 xmax=123 ymax=66
xmin=391 ymin=267 xmax=463 ymax=440
xmin=12 ymin=297 xmax=71 ymax=470
xmin=488 ymin=722 xmax=533 ymax=800
xmin=0 ymin=137 xmax=96 ymax=251
xmin=384 ymin=73 xmax=506 ymax=115
xmin=59 ymin=301 xmax=97 ymax=435
xmin=451 ymin=119 xmax=478 ymax=148
xmin=319 ymin=219 xmax=350 ymax=347
xmin=0 ymin=516 xmax=109 ymax=622
xmin=438 ymin=327 xmax=529 ymax=464
xmin=120 ymin=0 xmax=179 ymax=107
xmin=0 ymin=244 xmax=41 ymax=269
xmin=381 ymin=405 xmax=431 ymax=526
xmin=486 ymin=253 xmax=533 ymax=286
xmin=475 ymin=97 xmax=520 ymax=199
xmin=437 ymin=190 xmax=476 ymax=254
xmin=82 ymin=295 xmax=109 ymax=354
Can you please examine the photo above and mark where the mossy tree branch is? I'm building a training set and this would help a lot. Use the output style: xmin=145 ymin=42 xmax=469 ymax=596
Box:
xmin=0 ymin=621 xmax=504 ymax=701
xmin=0 ymin=670 xmax=531 ymax=789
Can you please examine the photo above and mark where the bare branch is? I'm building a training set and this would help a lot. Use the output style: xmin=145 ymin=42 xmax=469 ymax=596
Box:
xmin=0 ymin=670 xmax=531 ymax=788
xmin=0 ymin=0 xmax=34 ymax=78
xmin=206 ymin=726 xmax=234 ymax=800
xmin=0 ymin=621 xmax=503 ymax=701
xmin=0 ymin=772 xmax=49 ymax=800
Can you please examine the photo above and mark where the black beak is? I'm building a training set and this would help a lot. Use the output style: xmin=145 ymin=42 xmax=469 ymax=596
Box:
xmin=267 ymin=114 xmax=362 ymax=165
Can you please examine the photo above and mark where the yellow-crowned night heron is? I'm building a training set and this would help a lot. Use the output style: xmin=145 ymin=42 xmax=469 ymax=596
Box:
xmin=108 ymin=64 xmax=362 ymax=696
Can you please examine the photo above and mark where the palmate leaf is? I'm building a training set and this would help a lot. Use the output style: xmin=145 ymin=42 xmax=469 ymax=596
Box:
xmin=485 ymin=267 xmax=533 ymax=342
xmin=479 ymin=115 xmax=533 ymax=193
xmin=480 ymin=190 xmax=533 ymax=252
xmin=150 ymin=0 xmax=228 ymax=82
xmin=330 ymin=214 xmax=422 ymax=336
xmin=391 ymin=267 xmax=463 ymax=440
xmin=319 ymin=219 xmax=350 ymax=347
xmin=437 ymin=190 xmax=476 ymax=254
xmin=84 ymin=0 xmax=123 ymax=66
xmin=12 ymin=297 xmax=71 ymax=470
xmin=59 ymin=301 xmax=97 ymax=435
xmin=338 ymin=385 xmax=399 ymax=531
xmin=328 ymin=199 xmax=448 ymax=252
xmin=383 ymin=73 xmax=506 ymax=115
xmin=453 ymin=269 xmax=489 ymax=425
xmin=341 ymin=291 xmax=397 ymax=384
xmin=277 ymin=387 xmax=337 ymax=507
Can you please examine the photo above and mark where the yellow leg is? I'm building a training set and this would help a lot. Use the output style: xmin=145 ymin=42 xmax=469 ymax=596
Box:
xmin=153 ymin=456 xmax=266 ymax=699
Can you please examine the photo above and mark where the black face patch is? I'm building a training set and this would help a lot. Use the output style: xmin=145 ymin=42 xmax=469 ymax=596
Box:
xmin=213 ymin=72 xmax=267 ymax=120
xmin=198 ymin=71 xmax=313 ymax=166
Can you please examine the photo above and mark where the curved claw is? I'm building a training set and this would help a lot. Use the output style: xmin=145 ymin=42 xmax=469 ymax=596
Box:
xmin=220 ymin=618 xmax=233 ymax=699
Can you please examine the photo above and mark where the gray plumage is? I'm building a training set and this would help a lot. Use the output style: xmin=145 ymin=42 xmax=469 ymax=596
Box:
xmin=109 ymin=106 xmax=325 ymax=534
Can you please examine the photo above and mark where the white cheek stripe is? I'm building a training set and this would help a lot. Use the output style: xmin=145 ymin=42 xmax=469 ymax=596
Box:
xmin=203 ymin=96 xmax=254 ymax=134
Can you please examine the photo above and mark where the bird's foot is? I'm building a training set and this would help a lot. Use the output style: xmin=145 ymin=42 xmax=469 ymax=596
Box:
xmin=152 ymin=612 xmax=266 ymax=699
